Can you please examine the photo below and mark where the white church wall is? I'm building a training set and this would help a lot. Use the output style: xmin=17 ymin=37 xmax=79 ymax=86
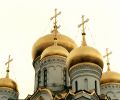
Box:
xmin=101 ymin=83 xmax=120 ymax=100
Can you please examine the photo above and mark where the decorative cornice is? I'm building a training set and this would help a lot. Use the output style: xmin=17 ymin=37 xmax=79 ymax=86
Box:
xmin=40 ymin=55 xmax=66 ymax=69
xmin=69 ymin=62 xmax=102 ymax=72
xmin=69 ymin=62 xmax=102 ymax=80
xmin=33 ymin=55 xmax=67 ymax=71
xmin=101 ymin=83 xmax=120 ymax=90
xmin=0 ymin=87 xmax=18 ymax=97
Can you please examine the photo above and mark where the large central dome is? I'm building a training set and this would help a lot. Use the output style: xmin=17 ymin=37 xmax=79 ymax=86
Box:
xmin=32 ymin=31 xmax=77 ymax=60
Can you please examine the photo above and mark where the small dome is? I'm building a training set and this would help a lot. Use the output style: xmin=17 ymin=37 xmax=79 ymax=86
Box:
xmin=101 ymin=71 xmax=120 ymax=84
xmin=41 ymin=45 xmax=69 ymax=59
xmin=0 ymin=77 xmax=18 ymax=92
xmin=67 ymin=46 xmax=103 ymax=69
xmin=32 ymin=33 xmax=77 ymax=60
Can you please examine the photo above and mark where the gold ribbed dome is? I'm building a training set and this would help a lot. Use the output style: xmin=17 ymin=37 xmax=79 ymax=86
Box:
xmin=67 ymin=46 xmax=104 ymax=69
xmin=101 ymin=71 xmax=120 ymax=84
xmin=41 ymin=45 xmax=69 ymax=59
xmin=32 ymin=33 xmax=77 ymax=60
xmin=0 ymin=77 xmax=18 ymax=92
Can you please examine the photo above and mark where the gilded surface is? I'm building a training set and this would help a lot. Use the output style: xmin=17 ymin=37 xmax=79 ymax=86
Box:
xmin=67 ymin=46 xmax=103 ymax=68
xmin=0 ymin=78 xmax=18 ymax=91
xmin=101 ymin=48 xmax=120 ymax=84
xmin=41 ymin=45 xmax=69 ymax=59
xmin=101 ymin=71 xmax=120 ymax=84
xmin=32 ymin=33 xmax=77 ymax=60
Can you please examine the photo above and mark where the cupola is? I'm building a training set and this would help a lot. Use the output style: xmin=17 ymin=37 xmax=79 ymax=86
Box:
xmin=32 ymin=9 xmax=77 ymax=60
xmin=67 ymin=15 xmax=103 ymax=69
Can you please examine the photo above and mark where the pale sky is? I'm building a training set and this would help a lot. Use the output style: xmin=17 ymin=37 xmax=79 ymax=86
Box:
xmin=0 ymin=0 xmax=120 ymax=99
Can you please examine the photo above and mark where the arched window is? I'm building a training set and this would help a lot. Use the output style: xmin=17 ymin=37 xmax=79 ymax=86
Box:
xmin=64 ymin=69 xmax=67 ymax=86
xmin=44 ymin=69 xmax=47 ymax=87
xmin=37 ymin=70 xmax=41 ymax=88
xmin=84 ymin=78 xmax=88 ymax=90
xmin=75 ymin=81 xmax=78 ymax=92
xmin=95 ymin=80 xmax=97 ymax=93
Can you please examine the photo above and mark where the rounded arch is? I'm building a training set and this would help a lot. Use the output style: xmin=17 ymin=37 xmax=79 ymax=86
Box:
xmin=84 ymin=78 xmax=88 ymax=90
xmin=75 ymin=80 xmax=78 ymax=92
xmin=43 ymin=68 xmax=47 ymax=87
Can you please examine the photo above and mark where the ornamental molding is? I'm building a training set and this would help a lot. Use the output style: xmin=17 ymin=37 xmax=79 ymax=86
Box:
xmin=69 ymin=62 xmax=102 ymax=73
xmin=40 ymin=56 xmax=66 ymax=69
xmin=0 ymin=88 xmax=18 ymax=98
xmin=33 ymin=55 xmax=67 ymax=72
xmin=69 ymin=63 xmax=102 ymax=80
xmin=101 ymin=83 xmax=120 ymax=90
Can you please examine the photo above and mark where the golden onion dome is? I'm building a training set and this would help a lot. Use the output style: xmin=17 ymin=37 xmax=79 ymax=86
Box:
xmin=1 ymin=55 xmax=18 ymax=92
xmin=32 ymin=32 xmax=77 ymax=60
xmin=101 ymin=70 xmax=120 ymax=84
xmin=0 ymin=77 xmax=18 ymax=92
xmin=100 ymin=48 xmax=120 ymax=84
xmin=67 ymin=46 xmax=103 ymax=69
xmin=41 ymin=44 xmax=69 ymax=59
xmin=67 ymin=16 xmax=103 ymax=69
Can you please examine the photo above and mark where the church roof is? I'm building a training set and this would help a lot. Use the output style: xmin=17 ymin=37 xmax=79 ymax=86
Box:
xmin=0 ymin=77 xmax=18 ymax=92
xmin=101 ymin=70 xmax=120 ymax=84
xmin=32 ymin=32 xmax=77 ymax=60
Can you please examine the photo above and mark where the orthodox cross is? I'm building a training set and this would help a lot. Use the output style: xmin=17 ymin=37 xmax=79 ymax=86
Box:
xmin=50 ymin=9 xmax=61 ymax=44
xmin=5 ymin=55 xmax=13 ymax=78
xmin=103 ymin=48 xmax=112 ymax=71
xmin=50 ymin=8 xmax=61 ymax=30
xmin=78 ymin=15 xmax=89 ymax=34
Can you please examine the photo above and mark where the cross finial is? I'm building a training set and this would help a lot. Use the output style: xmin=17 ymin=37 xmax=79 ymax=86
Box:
xmin=50 ymin=8 xmax=61 ymax=31
xmin=5 ymin=55 xmax=13 ymax=78
xmin=50 ymin=9 xmax=61 ymax=45
xmin=78 ymin=15 xmax=89 ymax=46
xmin=103 ymin=48 xmax=112 ymax=71
xmin=78 ymin=15 xmax=89 ymax=34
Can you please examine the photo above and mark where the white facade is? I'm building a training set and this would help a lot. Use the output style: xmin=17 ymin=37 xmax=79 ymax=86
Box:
xmin=69 ymin=63 xmax=102 ymax=95
xmin=101 ymin=83 xmax=120 ymax=99
xmin=33 ymin=55 xmax=68 ymax=93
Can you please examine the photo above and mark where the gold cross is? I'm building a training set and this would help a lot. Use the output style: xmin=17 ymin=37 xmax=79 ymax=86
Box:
xmin=5 ymin=55 xmax=13 ymax=78
xmin=50 ymin=8 xmax=61 ymax=29
xmin=78 ymin=15 xmax=89 ymax=33
xmin=103 ymin=48 xmax=112 ymax=71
